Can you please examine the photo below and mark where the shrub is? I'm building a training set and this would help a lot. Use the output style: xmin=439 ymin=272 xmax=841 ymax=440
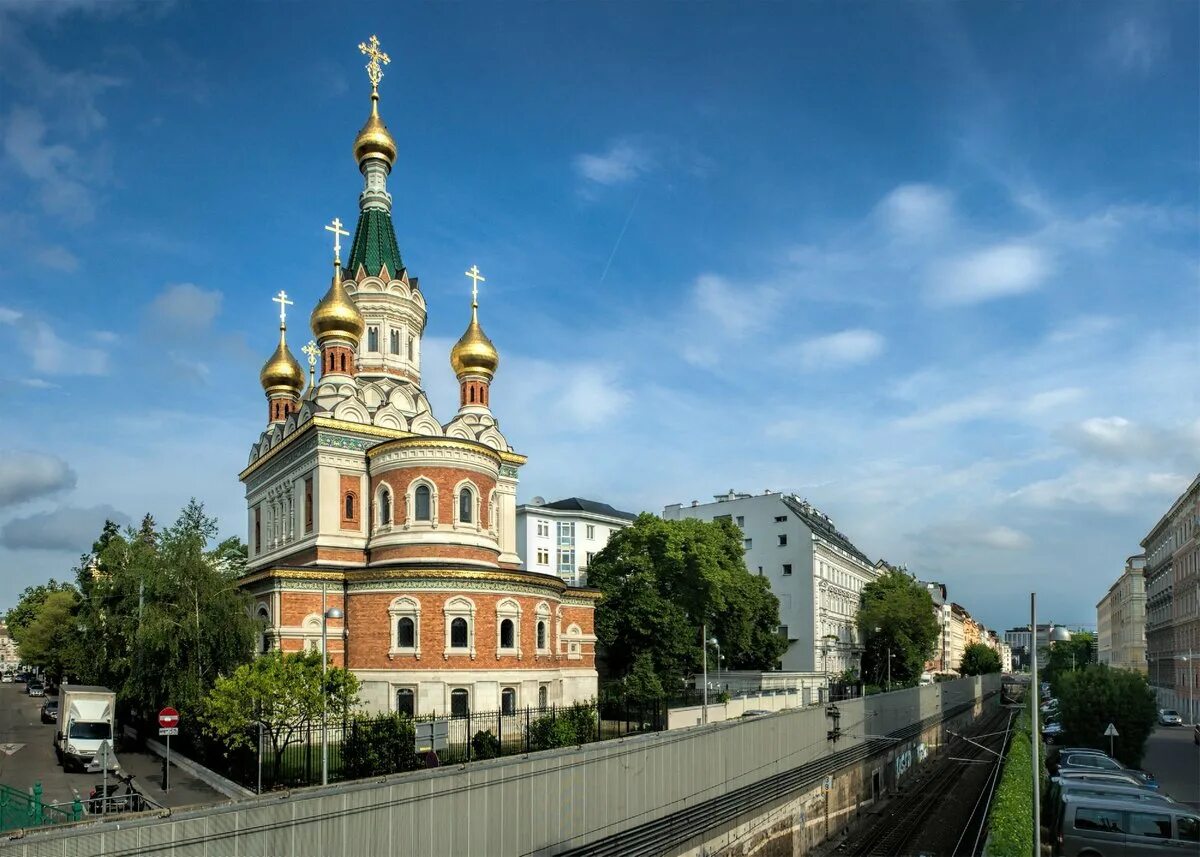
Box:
xmin=471 ymin=729 xmax=501 ymax=760
xmin=986 ymin=697 xmax=1043 ymax=857
xmin=1056 ymin=664 xmax=1156 ymax=767
xmin=342 ymin=713 xmax=421 ymax=778
xmin=527 ymin=701 xmax=598 ymax=750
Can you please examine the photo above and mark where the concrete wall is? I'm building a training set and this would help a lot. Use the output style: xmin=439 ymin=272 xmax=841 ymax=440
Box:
xmin=1 ymin=675 xmax=998 ymax=857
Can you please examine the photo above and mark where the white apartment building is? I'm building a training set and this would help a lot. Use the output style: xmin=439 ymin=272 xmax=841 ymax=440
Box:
xmin=664 ymin=490 xmax=878 ymax=675
xmin=516 ymin=497 xmax=636 ymax=586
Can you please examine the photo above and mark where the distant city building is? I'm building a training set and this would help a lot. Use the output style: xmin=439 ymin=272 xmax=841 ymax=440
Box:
xmin=0 ymin=621 xmax=18 ymax=669
xmin=1141 ymin=473 xmax=1199 ymax=713
xmin=664 ymin=490 xmax=878 ymax=675
xmin=1096 ymin=555 xmax=1147 ymax=674
xmin=949 ymin=603 xmax=968 ymax=673
xmin=516 ymin=497 xmax=636 ymax=586
xmin=920 ymin=581 xmax=952 ymax=675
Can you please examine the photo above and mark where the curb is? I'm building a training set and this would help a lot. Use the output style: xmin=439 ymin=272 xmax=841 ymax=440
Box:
xmin=143 ymin=737 xmax=254 ymax=800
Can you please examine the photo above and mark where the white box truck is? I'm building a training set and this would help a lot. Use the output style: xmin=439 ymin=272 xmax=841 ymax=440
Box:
xmin=55 ymin=685 xmax=118 ymax=772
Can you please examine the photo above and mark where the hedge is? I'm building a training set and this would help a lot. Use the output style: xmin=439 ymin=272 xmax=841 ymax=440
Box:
xmin=985 ymin=697 xmax=1042 ymax=857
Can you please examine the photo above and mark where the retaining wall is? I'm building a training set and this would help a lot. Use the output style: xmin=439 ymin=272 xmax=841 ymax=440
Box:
xmin=0 ymin=675 xmax=999 ymax=857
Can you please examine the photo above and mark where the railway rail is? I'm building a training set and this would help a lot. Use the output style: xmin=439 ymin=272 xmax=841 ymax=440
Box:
xmin=836 ymin=707 xmax=1014 ymax=857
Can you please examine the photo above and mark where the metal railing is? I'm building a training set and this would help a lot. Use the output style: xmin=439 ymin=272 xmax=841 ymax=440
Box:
xmin=0 ymin=782 xmax=83 ymax=833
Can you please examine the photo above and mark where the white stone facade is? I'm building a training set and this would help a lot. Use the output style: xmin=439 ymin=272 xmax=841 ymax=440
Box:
xmin=516 ymin=498 xmax=636 ymax=586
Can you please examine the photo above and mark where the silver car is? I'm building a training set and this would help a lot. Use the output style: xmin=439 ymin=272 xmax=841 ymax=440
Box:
xmin=1157 ymin=708 xmax=1183 ymax=726
xmin=1056 ymin=795 xmax=1199 ymax=856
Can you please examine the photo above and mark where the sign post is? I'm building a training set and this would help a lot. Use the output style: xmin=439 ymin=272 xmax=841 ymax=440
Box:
xmin=1104 ymin=722 xmax=1119 ymax=758
xmin=158 ymin=707 xmax=180 ymax=792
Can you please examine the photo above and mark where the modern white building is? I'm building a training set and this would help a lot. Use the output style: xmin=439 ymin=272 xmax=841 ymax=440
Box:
xmin=664 ymin=490 xmax=878 ymax=675
xmin=516 ymin=497 xmax=637 ymax=586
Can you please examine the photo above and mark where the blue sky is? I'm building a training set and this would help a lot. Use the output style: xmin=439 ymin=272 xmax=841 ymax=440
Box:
xmin=0 ymin=0 xmax=1196 ymax=633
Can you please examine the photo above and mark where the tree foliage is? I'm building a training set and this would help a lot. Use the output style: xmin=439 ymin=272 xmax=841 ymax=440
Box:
xmin=587 ymin=515 xmax=787 ymax=689
xmin=1043 ymin=631 xmax=1096 ymax=691
xmin=201 ymin=650 xmax=359 ymax=778
xmin=15 ymin=589 xmax=86 ymax=682
xmin=856 ymin=567 xmax=939 ymax=687
xmin=1055 ymin=663 xmax=1157 ymax=767
xmin=5 ymin=578 xmax=76 ymax=644
xmin=342 ymin=713 xmax=421 ymax=777
xmin=960 ymin=642 xmax=1002 ymax=676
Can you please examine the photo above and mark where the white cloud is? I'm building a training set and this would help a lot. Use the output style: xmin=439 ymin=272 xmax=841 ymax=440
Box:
xmin=1063 ymin=416 xmax=1200 ymax=462
xmin=31 ymin=244 xmax=80 ymax=272
xmin=26 ymin=318 xmax=110 ymax=375
xmin=492 ymin=357 xmax=631 ymax=433
xmin=924 ymin=521 xmax=1033 ymax=551
xmin=927 ymin=243 xmax=1051 ymax=306
xmin=574 ymin=140 xmax=651 ymax=186
xmin=2 ymin=106 xmax=95 ymax=222
xmin=147 ymin=283 xmax=222 ymax=335
xmin=0 ymin=451 xmax=76 ymax=507
xmin=1013 ymin=465 xmax=1190 ymax=513
xmin=0 ymin=504 xmax=129 ymax=552
xmin=0 ymin=307 xmax=21 ymax=324
xmin=1105 ymin=18 xmax=1166 ymax=73
xmin=876 ymin=184 xmax=952 ymax=240
xmin=793 ymin=328 xmax=885 ymax=369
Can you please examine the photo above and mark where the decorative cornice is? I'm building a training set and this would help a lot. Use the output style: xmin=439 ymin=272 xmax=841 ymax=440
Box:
xmin=367 ymin=435 xmax=503 ymax=464
xmin=499 ymin=464 xmax=519 ymax=479
xmin=499 ymin=450 xmax=527 ymax=466
xmin=241 ymin=418 xmax=316 ymax=480
xmin=238 ymin=565 xmax=573 ymax=595
xmin=314 ymin=415 xmax=410 ymax=440
xmin=319 ymin=432 xmax=373 ymax=452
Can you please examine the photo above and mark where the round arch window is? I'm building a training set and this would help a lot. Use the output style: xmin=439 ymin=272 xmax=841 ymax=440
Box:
xmin=450 ymin=688 xmax=469 ymax=717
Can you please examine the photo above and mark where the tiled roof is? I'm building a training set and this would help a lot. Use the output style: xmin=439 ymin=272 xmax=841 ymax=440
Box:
xmin=781 ymin=495 xmax=872 ymax=565
xmin=539 ymin=497 xmax=637 ymax=521
xmin=347 ymin=207 xmax=403 ymax=279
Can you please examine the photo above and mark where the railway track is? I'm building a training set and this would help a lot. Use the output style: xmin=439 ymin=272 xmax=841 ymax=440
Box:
xmin=836 ymin=708 xmax=1013 ymax=857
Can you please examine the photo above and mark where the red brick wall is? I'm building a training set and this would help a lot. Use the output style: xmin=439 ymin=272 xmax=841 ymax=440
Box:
xmin=371 ymin=466 xmax=496 ymax=529
xmin=371 ymin=544 xmax=499 ymax=564
xmin=321 ymin=344 xmax=357 ymax=377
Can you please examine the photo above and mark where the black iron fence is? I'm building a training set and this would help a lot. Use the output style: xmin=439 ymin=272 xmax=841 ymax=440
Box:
xmin=158 ymin=699 xmax=665 ymax=793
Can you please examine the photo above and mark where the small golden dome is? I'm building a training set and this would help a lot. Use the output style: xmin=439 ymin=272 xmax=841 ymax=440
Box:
xmin=260 ymin=329 xmax=304 ymax=394
xmin=353 ymin=94 xmax=397 ymax=167
xmin=450 ymin=307 xmax=499 ymax=379
xmin=310 ymin=273 xmax=365 ymax=344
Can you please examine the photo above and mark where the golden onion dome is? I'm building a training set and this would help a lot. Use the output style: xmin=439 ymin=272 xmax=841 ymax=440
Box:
xmin=352 ymin=94 xmax=397 ymax=167
xmin=450 ymin=307 xmax=500 ymax=379
xmin=260 ymin=329 xmax=305 ymax=394
xmin=310 ymin=273 xmax=365 ymax=344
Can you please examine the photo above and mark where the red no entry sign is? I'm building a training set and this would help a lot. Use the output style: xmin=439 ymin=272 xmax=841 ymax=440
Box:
xmin=158 ymin=707 xmax=180 ymax=729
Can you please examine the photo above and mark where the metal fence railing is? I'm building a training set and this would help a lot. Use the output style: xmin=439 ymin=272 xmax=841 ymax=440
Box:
xmin=0 ymin=782 xmax=83 ymax=833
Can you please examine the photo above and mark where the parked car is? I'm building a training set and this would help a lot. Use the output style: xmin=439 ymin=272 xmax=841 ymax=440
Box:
xmin=0 ymin=673 xmax=12 ymax=683
xmin=1048 ymin=781 xmax=1177 ymax=841
xmin=1054 ymin=794 xmax=1199 ymax=856
xmin=1043 ymin=722 xmax=1065 ymax=744
xmin=40 ymin=699 xmax=59 ymax=724
xmin=1053 ymin=770 xmax=1156 ymax=791
xmin=27 ymin=681 xmax=45 ymax=697
xmin=1158 ymin=708 xmax=1183 ymax=726
xmin=1057 ymin=751 xmax=1156 ymax=789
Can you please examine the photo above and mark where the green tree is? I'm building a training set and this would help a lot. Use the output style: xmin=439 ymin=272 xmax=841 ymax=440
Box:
xmin=201 ymin=650 xmax=360 ymax=779
xmin=5 ymin=578 xmax=76 ymax=644
xmin=17 ymin=589 xmax=86 ymax=682
xmin=959 ymin=642 xmax=1002 ymax=675
xmin=587 ymin=515 xmax=787 ymax=689
xmin=1055 ymin=663 xmax=1157 ymax=767
xmin=856 ymin=566 xmax=939 ymax=688
xmin=1044 ymin=631 xmax=1095 ymax=691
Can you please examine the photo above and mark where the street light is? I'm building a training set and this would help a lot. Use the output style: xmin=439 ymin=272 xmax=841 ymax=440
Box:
xmin=873 ymin=627 xmax=893 ymax=691
xmin=1049 ymin=624 xmax=1074 ymax=671
xmin=321 ymin=604 xmax=343 ymax=786
xmin=1176 ymin=653 xmax=1196 ymax=726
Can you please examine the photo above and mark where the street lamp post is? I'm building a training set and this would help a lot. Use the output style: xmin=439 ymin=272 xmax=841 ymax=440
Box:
xmin=321 ymin=596 xmax=344 ymax=787
xmin=1177 ymin=653 xmax=1195 ymax=726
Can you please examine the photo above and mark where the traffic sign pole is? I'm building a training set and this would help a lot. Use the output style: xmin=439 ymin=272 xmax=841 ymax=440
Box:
xmin=158 ymin=707 xmax=181 ymax=792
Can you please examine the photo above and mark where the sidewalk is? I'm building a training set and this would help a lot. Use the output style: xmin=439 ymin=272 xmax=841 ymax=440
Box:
xmin=1141 ymin=725 xmax=1199 ymax=809
xmin=118 ymin=749 xmax=226 ymax=810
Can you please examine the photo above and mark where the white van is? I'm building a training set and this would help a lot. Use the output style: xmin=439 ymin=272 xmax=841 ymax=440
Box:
xmin=1055 ymin=795 xmax=1199 ymax=856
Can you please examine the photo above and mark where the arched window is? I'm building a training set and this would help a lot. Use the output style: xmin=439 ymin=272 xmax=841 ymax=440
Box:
xmin=396 ymin=687 xmax=414 ymax=717
xmin=501 ymin=687 xmax=516 ymax=715
xmin=379 ymin=489 xmax=391 ymax=526
xmin=397 ymin=616 xmax=415 ymax=648
xmin=469 ymin=387 xmax=476 ymax=403
xmin=537 ymin=620 xmax=547 ymax=650
xmin=344 ymin=493 xmax=355 ymax=520
xmin=538 ymin=685 xmax=548 ymax=708
xmin=450 ymin=617 xmax=468 ymax=648
xmin=339 ymin=353 xmax=347 ymax=372
xmin=367 ymin=327 xmax=378 ymax=352
xmin=389 ymin=329 xmax=400 ymax=354
xmin=407 ymin=338 xmax=414 ymax=361
xmin=459 ymin=487 xmax=473 ymax=523
xmin=450 ymin=688 xmax=469 ymax=717
xmin=414 ymin=484 xmax=431 ymax=521
xmin=258 ymin=607 xmax=271 ymax=654
xmin=500 ymin=618 xmax=514 ymax=649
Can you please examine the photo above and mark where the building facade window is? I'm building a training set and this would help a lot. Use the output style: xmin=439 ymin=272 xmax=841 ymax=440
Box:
xmin=254 ymin=506 xmax=261 ymax=553
xmin=389 ymin=329 xmax=400 ymax=354
xmin=536 ymin=548 xmax=549 ymax=565
xmin=388 ymin=597 xmax=420 ymax=654
xmin=537 ymin=620 xmax=546 ymax=649
xmin=744 ymin=538 xmax=753 ymax=549
xmin=736 ymin=516 xmax=744 ymax=527
xmin=538 ymin=685 xmax=548 ymax=708
xmin=450 ymin=688 xmax=469 ymax=717
xmin=414 ymin=484 xmax=431 ymax=521
xmin=586 ymin=551 xmax=595 ymax=566
xmin=500 ymin=619 xmax=514 ymax=649
xmin=344 ymin=493 xmax=355 ymax=521
xmin=783 ymin=563 xmax=793 ymax=576
xmin=496 ymin=598 xmax=521 ymax=654
xmin=501 ymin=687 xmax=516 ymax=714
xmin=396 ymin=687 xmax=414 ymax=717
xmin=459 ymin=487 xmax=473 ymax=523
xmin=537 ymin=520 xmax=550 ymax=537
xmin=535 ymin=602 xmax=551 ymax=653
xmin=257 ymin=606 xmax=271 ymax=653
xmin=774 ymin=515 xmax=787 ymax=522
xmin=778 ymin=534 xmax=788 ymax=546
xmin=450 ymin=617 xmax=468 ymax=648
xmin=585 ymin=524 xmax=595 ymax=539
xmin=379 ymin=489 xmax=391 ymax=526
xmin=397 ymin=617 xmax=415 ymax=648
xmin=367 ymin=327 xmax=378 ymax=352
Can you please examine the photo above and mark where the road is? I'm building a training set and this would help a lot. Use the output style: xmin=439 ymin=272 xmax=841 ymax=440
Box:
xmin=0 ymin=682 xmax=222 ymax=812
xmin=1142 ymin=724 xmax=1199 ymax=809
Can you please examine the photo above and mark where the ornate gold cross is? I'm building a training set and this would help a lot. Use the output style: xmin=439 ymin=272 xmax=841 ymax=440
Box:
xmin=358 ymin=34 xmax=390 ymax=92
xmin=324 ymin=217 xmax=349 ymax=264
xmin=301 ymin=341 xmax=320 ymax=368
xmin=272 ymin=290 xmax=293 ymax=326
xmin=465 ymin=264 xmax=485 ymax=308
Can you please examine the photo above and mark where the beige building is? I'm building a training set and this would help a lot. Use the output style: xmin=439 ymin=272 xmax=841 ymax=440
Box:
xmin=1096 ymin=555 xmax=1147 ymax=673
xmin=0 ymin=621 xmax=18 ymax=670
xmin=949 ymin=603 xmax=967 ymax=673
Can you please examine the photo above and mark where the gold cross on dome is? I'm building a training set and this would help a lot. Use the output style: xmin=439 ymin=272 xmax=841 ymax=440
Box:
xmin=324 ymin=217 xmax=349 ymax=264
xmin=301 ymin=340 xmax=320 ymax=368
xmin=465 ymin=264 xmax=485 ymax=307
xmin=272 ymin=290 xmax=293 ymax=326
xmin=358 ymin=34 xmax=390 ymax=91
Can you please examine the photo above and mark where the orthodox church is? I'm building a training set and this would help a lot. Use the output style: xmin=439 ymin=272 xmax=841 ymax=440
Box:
xmin=240 ymin=37 xmax=599 ymax=717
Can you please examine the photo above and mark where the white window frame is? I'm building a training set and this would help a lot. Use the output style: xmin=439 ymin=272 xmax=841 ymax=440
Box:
xmin=585 ymin=524 xmax=595 ymax=539
xmin=406 ymin=478 xmax=438 ymax=528
xmin=536 ymin=548 xmax=550 ymax=565
xmin=388 ymin=596 xmax=421 ymax=657
xmin=376 ymin=484 xmax=393 ymax=531
xmin=495 ymin=598 xmax=522 ymax=658
xmin=535 ymin=602 xmax=551 ymax=654
xmin=453 ymin=479 xmax=481 ymax=530
xmin=394 ymin=685 xmax=417 ymax=717
xmin=565 ymin=623 xmax=583 ymax=661
xmin=443 ymin=596 xmax=476 ymax=659
xmin=536 ymin=519 xmax=550 ymax=537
